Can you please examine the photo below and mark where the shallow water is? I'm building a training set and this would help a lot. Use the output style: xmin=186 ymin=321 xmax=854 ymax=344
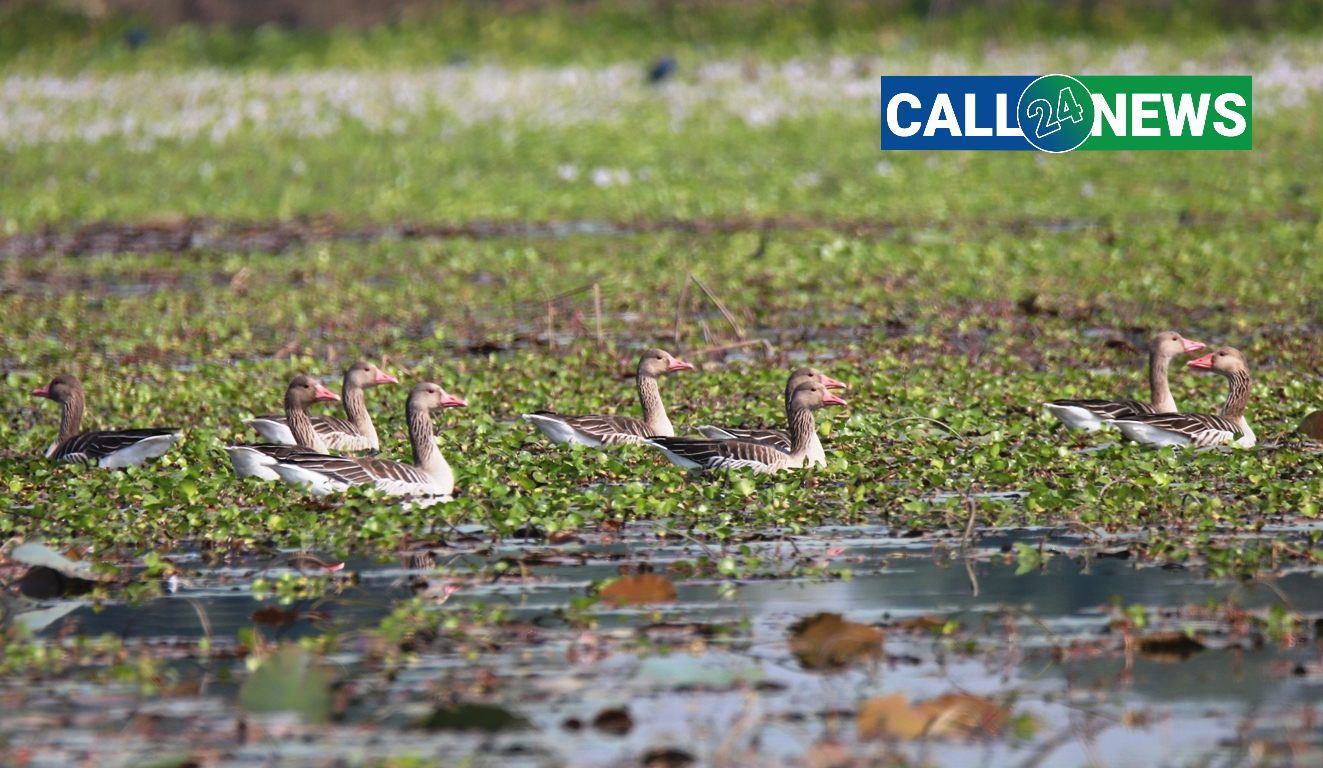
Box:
xmin=4 ymin=525 xmax=1322 ymax=767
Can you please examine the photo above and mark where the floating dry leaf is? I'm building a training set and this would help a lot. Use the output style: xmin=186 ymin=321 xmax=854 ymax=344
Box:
xmin=892 ymin=616 xmax=951 ymax=633
xmin=857 ymin=693 xmax=1008 ymax=740
xmin=1135 ymin=632 xmax=1206 ymax=663
xmin=592 ymin=706 xmax=633 ymax=734
xmin=599 ymin=574 xmax=677 ymax=605
xmin=641 ymin=748 xmax=695 ymax=768
xmin=252 ymin=607 xmax=299 ymax=626
xmin=788 ymin=613 xmax=884 ymax=669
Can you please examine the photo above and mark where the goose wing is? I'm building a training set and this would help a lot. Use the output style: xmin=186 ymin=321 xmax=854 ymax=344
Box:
xmin=542 ymin=411 xmax=653 ymax=444
xmin=51 ymin=428 xmax=180 ymax=464
xmin=649 ymin=436 xmax=788 ymax=472
xmin=696 ymin=426 xmax=791 ymax=452
xmin=1046 ymin=398 xmax=1154 ymax=420
xmin=1115 ymin=412 xmax=1240 ymax=447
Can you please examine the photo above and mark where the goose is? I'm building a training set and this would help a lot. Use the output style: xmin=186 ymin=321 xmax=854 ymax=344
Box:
xmin=267 ymin=382 xmax=467 ymax=499
xmin=31 ymin=374 xmax=182 ymax=468
xmin=224 ymin=375 xmax=341 ymax=480
xmin=244 ymin=361 xmax=398 ymax=453
xmin=1043 ymin=331 xmax=1206 ymax=431
xmin=1109 ymin=347 xmax=1255 ymax=449
xmin=696 ymin=367 xmax=846 ymax=466
xmin=522 ymin=348 xmax=694 ymax=445
xmin=647 ymin=381 xmax=846 ymax=473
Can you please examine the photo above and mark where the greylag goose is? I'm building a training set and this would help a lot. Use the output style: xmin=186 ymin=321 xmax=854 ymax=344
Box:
xmin=244 ymin=361 xmax=398 ymax=453
xmin=522 ymin=349 xmax=694 ymax=445
xmin=31 ymin=374 xmax=182 ymax=468
xmin=1043 ymin=331 xmax=1206 ymax=431
xmin=267 ymin=382 xmax=467 ymax=498
xmin=224 ymin=375 xmax=341 ymax=480
xmin=1109 ymin=347 xmax=1255 ymax=448
xmin=647 ymin=381 xmax=846 ymax=473
xmin=696 ymin=367 xmax=846 ymax=466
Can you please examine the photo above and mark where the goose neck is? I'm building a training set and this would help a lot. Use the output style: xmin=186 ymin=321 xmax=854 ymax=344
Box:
xmin=1220 ymin=369 xmax=1253 ymax=421
xmin=341 ymin=375 xmax=377 ymax=443
xmin=407 ymin=402 xmax=453 ymax=492
xmin=58 ymin=389 xmax=86 ymax=444
xmin=638 ymin=370 xmax=673 ymax=436
xmin=285 ymin=393 xmax=328 ymax=452
xmin=1148 ymin=349 xmax=1176 ymax=412
xmin=785 ymin=402 xmax=817 ymax=461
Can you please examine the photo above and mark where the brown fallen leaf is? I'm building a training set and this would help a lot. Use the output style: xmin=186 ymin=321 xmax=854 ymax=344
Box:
xmin=1299 ymin=411 xmax=1323 ymax=439
xmin=252 ymin=607 xmax=299 ymax=626
xmin=788 ymin=613 xmax=884 ymax=670
xmin=856 ymin=694 xmax=929 ymax=739
xmin=592 ymin=706 xmax=633 ymax=735
xmin=917 ymin=694 xmax=1008 ymax=738
xmin=548 ymin=530 xmax=581 ymax=545
xmin=599 ymin=574 xmax=677 ymax=605
xmin=1135 ymin=632 xmax=1206 ymax=663
xmin=891 ymin=616 xmax=949 ymax=633
xmin=858 ymin=692 xmax=1008 ymax=740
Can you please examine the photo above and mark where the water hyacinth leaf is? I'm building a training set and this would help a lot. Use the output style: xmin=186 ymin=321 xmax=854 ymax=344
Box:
xmin=421 ymin=703 xmax=528 ymax=732
xmin=599 ymin=574 xmax=677 ymax=605
xmin=237 ymin=646 xmax=336 ymax=724
xmin=788 ymin=613 xmax=884 ymax=670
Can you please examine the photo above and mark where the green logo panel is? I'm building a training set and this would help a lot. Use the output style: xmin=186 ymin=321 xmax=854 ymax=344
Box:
xmin=1078 ymin=75 xmax=1252 ymax=151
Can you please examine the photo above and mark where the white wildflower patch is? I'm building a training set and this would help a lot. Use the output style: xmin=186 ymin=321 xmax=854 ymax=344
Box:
xmin=1 ymin=40 xmax=1321 ymax=147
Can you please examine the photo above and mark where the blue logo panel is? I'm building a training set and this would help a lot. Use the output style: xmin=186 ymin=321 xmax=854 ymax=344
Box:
xmin=880 ymin=76 xmax=1036 ymax=151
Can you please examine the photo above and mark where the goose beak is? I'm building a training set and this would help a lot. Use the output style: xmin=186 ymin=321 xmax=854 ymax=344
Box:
xmin=373 ymin=367 xmax=400 ymax=385
xmin=1181 ymin=338 xmax=1207 ymax=354
xmin=440 ymin=391 xmax=468 ymax=408
xmin=313 ymin=383 xmax=342 ymax=402
xmin=820 ymin=374 xmax=847 ymax=389
xmin=31 ymin=384 xmax=50 ymax=398
xmin=667 ymin=358 xmax=695 ymax=372
xmin=822 ymin=392 xmax=848 ymax=407
xmin=1187 ymin=353 xmax=1215 ymax=370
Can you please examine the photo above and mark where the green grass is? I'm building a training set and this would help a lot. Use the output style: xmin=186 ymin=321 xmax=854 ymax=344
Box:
xmin=3 ymin=0 xmax=1323 ymax=73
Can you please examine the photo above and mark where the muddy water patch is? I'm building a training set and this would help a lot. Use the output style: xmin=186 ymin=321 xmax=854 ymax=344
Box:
xmin=4 ymin=526 xmax=1323 ymax=767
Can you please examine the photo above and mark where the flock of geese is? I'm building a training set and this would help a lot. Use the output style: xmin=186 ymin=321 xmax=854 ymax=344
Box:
xmin=26 ymin=333 xmax=1255 ymax=502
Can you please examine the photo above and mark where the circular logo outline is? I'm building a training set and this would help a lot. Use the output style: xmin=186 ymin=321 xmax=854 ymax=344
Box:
xmin=1016 ymin=74 xmax=1094 ymax=154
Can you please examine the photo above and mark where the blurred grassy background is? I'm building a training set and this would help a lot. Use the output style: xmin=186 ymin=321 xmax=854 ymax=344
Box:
xmin=2 ymin=0 xmax=1323 ymax=71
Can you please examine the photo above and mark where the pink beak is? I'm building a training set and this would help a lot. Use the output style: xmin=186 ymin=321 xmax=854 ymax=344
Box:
xmin=822 ymin=391 xmax=848 ymax=407
xmin=820 ymin=374 xmax=847 ymax=390
xmin=313 ymin=383 xmax=342 ymax=402
xmin=372 ymin=366 xmax=400 ymax=385
xmin=31 ymin=384 xmax=50 ymax=398
xmin=1187 ymin=353 xmax=1215 ymax=370
xmin=440 ymin=391 xmax=468 ymax=408
xmin=667 ymin=358 xmax=695 ymax=372
xmin=1181 ymin=337 xmax=1207 ymax=354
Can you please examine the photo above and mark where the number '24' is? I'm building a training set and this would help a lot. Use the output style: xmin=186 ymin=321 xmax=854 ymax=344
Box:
xmin=1027 ymin=87 xmax=1085 ymax=139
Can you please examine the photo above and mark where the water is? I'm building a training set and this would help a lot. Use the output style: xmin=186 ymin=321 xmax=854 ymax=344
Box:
xmin=4 ymin=525 xmax=1321 ymax=767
